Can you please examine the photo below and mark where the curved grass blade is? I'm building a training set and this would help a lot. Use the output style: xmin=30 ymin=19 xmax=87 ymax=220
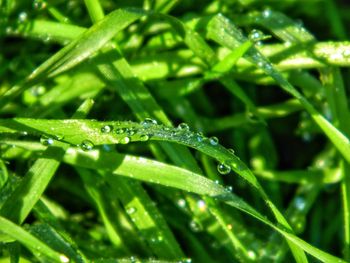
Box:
xmin=0 ymin=216 xmax=69 ymax=262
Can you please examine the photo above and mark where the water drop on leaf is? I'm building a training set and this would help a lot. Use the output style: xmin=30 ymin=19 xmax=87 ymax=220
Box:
xmin=189 ymin=220 xmax=202 ymax=232
xmin=140 ymin=134 xmax=149 ymax=141
xmin=40 ymin=135 xmax=54 ymax=146
xmin=217 ymin=163 xmax=231 ymax=175
xmin=209 ymin=136 xmax=219 ymax=145
xmin=177 ymin=123 xmax=190 ymax=130
xmin=101 ymin=125 xmax=112 ymax=133
xmin=120 ymin=137 xmax=130 ymax=144
xmin=126 ymin=206 xmax=136 ymax=214
xmin=141 ymin=118 xmax=157 ymax=126
xmin=115 ymin=128 xmax=125 ymax=134
xmin=80 ymin=140 xmax=94 ymax=151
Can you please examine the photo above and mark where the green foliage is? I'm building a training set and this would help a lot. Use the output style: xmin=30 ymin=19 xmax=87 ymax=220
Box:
xmin=0 ymin=0 xmax=349 ymax=262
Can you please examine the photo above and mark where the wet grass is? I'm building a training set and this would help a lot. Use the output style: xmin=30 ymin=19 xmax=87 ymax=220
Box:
xmin=0 ymin=0 xmax=350 ymax=262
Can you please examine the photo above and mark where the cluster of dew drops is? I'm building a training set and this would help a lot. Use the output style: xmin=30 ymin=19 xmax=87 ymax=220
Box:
xmin=40 ymin=118 xmax=237 ymax=177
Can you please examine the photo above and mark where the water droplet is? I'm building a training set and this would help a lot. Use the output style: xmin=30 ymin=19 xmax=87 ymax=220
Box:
xmin=189 ymin=220 xmax=202 ymax=232
xmin=40 ymin=135 xmax=54 ymax=146
xmin=126 ymin=128 xmax=136 ymax=136
xmin=120 ymin=137 xmax=130 ymax=144
xmin=342 ymin=49 xmax=350 ymax=58
xmin=126 ymin=206 xmax=136 ymax=214
xmin=141 ymin=118 xmax=157 ymax=126
xmin=80 ymin=140 xmax=94 ymax=151
xmin=115 ymin=128 xmax=125 ymax=134
xmin=247 ymin=250 xmax=256 ymax=260
xmin=195 ymin=132 xmax=204 ymax=142
xmin=101 ymin=125 xmax=112 ymax=133
xmin=177 ymin=199 xmax=186 ymax=208
xmin=294 ymin=197 xmax=306 ymax=210
xmin=33 ymin=0 xmax=47 ymax=10
xmin=30 ymin=85 xmax=46 ymax=96
xmin=262 ymin=9 xmax=271 ymax=18
xmin=228 ymin=148 xmax=235 ymax=155
xmin=209 ymin=136 xmax=219 ymax=145
xmin=197 ymin=200 xmax=207 ymax=211
xmin=225 ymin=186 xmax=233 ymax=192
xmin=140 ymin=134 xmax=149 ymax=141
xmin=59 ymin=254 xmax=69 ymax=263
xmin=217 ymin=163 xmax=231 ymax=175
xmin=249 ymin=29 xmax=268 ymax=42
xmin=177 ymin=123 xmax=190 ymax=130
xmin=18 ymin=12 xmax=28 ymax=23
xmin=227 ymin=224 xmax=233 ymax=230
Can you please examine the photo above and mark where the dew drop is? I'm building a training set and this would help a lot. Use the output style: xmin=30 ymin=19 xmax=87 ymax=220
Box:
xmin=294 ymin=197 xmax=306 ymax=210
xmin=101 ymin=125 xmax=112 ymax=133
xmin=141 ymin=118 xmax=157 ymax=126
xmin=249 ymin=29 xmax=268 ymax=42
xmin=126 ymin=128 xmax=135 ymax=136
xmin=189 ymin=220 xmax=202 ymax=232
xmin=228 ymin=148 xmax=235 ymax=155
xmin=33 ymin=0 xmax=47 ymax=10
xmin=217 ymin=163 xmax=231 ymax=175
xmin=30 ymin=85 xmax=46 ymax=96
xmin=80 ymin=140 xmax=94 ymax=151
xmin=197 ymin=200 xmax=207 ymax=211
xmin=40 ymin=135 xmax=54 ymax=146
xmin=126 ymin=206 xmax=136 ymax=215
xmin=177 ymin=198 xmax=186 ymax=208
xmin=209 ymin=136 xmax=219 ymax=145
xmin=18 ymin=12 xmax=28 ymax=23
xmin=120 ymin=136 xmax=130 ymax=144
xmin=247 ymin=250 xmax=256 ymax=260
xmin=115 ymin=128 xmax=125 ymax=134
xmin=225 ymin=186 xmax=233 ymax=192
xmin=227 ymin=224 xmax=233 ymax=230
xmin=59 ymin=254 xmax=69 ymax=263
xmin=195 ymin=132 xmax=204 ymax=142
xmin=262 ymin=9 xmax=271 ymax=18
xmin=140 ymin=134 xmax=149 ymax=141
xmin=177 ymin=123 xmax=190 ymax=130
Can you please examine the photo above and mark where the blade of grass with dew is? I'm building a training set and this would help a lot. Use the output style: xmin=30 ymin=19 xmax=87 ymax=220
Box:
xmin=206 ymin=12 xmax=350 ymax=165
xmin=0 ymin=99 xmax=94 ymax=224
xmin=0 ymin=216 xmax=69 ymax=262
xmin=0 ymin=119 xmax=346 ymax=262
xmin=251 ymin=11 xmax=350 ymax=261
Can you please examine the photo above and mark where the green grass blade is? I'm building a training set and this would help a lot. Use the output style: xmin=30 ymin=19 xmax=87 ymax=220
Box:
xmin=0 ymin=216 xmax=68 ymax=262
xmin=27 ymin=8 xmax=146 ymax=81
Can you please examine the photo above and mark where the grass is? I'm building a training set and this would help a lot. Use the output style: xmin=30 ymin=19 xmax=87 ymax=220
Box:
xmin=0 ymin=0 xmax=350 ymax=262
